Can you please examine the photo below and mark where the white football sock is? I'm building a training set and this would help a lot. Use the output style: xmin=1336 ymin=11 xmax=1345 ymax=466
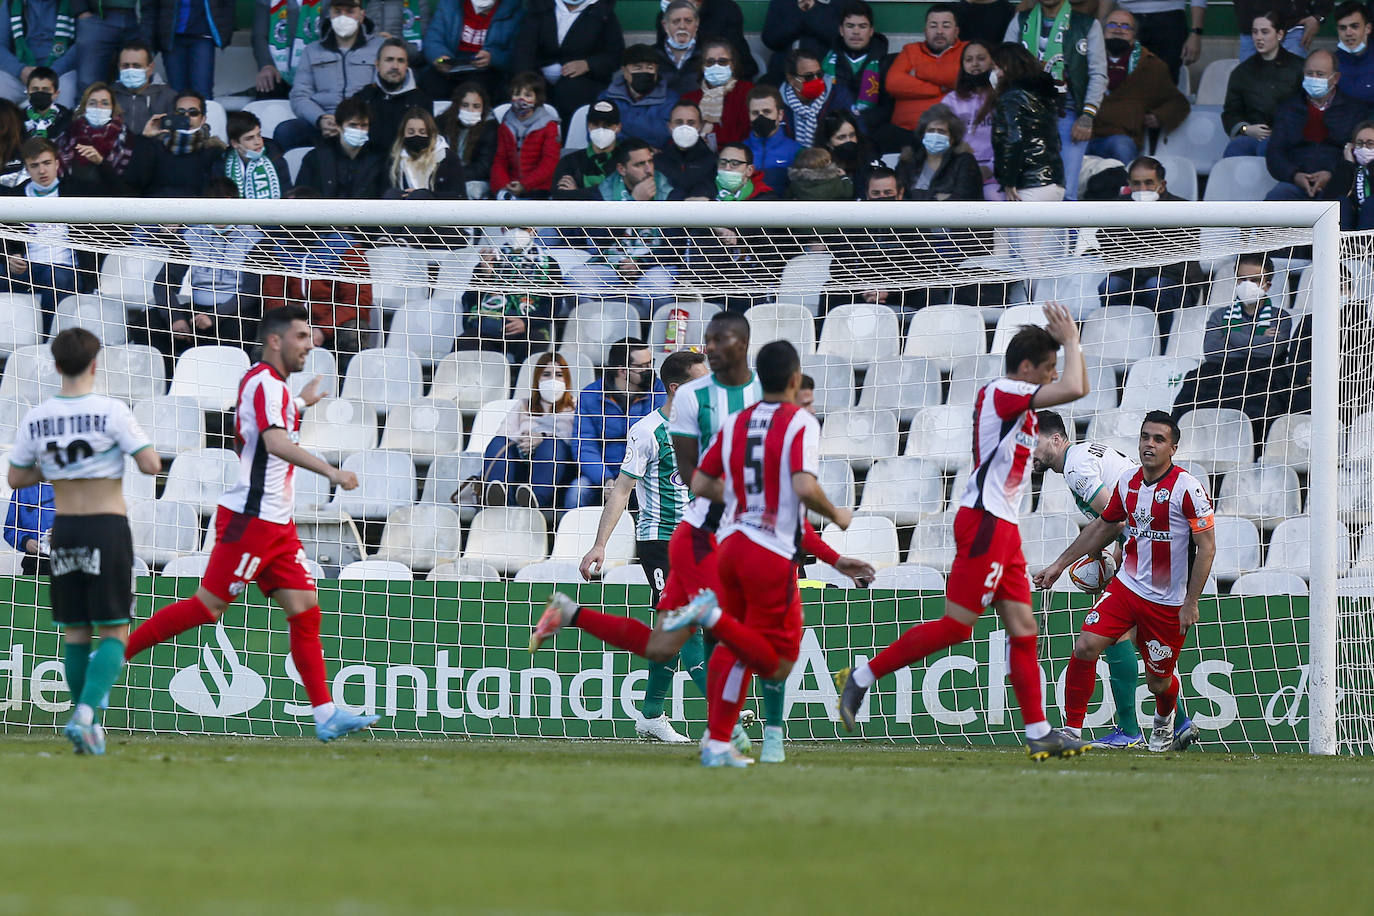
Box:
xmin=1025 ymin=720 xmax=1051 ymax=740
xmin=313 ymin=702 xmax=338 ymax=726
xmin=852 ymin=663 xmax=876 ymax=689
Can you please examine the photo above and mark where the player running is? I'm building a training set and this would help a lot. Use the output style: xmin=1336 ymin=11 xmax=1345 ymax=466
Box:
xmin=577 ymin=350 xmax=711 ymax=743
xmin=124 ymin=306 xmax=379 ymax=742
xmin=8 ymin=329 xmax=162 ymax=755
xmin=1033 ymin=410 xmax=1199 ymax=750
xmin=837 ymin=305 xmax=1093 ymax=760
xmin=1034 ymin=411 xmax=1217 ymax=752
xmin=662 ymin=340 xmax=852 ymax=767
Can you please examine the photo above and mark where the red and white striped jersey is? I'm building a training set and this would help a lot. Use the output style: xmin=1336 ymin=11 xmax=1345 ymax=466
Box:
xmin=1101 ymin=464 xmax=1215 ymax=606
xmin=698 ymin=400 xmax=820 ymax=561
xmin=220 ymin=363 xmax=300 ymax=524
xmin=958 ymin=377 xmax=1040 ymax=524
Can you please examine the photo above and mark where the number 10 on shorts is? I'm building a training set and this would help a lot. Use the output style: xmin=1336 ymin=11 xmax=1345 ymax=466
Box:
xmin=234 ymin=553 xmax=262 ymax=581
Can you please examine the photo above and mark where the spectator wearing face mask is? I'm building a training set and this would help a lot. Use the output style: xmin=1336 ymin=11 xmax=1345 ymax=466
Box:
xmin=385 ymin=106 xmax=466 ymax=198
xmin=492 ymin=70 xmax=560 ymax=198
xmin=1335 ymin=1 xmax=1374 ymax=104
xmin=296 ymin=95 xmax=389 ymax=198
xmin=355 ymin=38 xmax=430 ymax=150
xmin=744 ymin=84 xmax=802 ymax=192
xmin=897 ymin=102 xmax=983 ymax=200
xmin=657 ymin=0 xmax=756 ymax=80
xmin=125 ymin=89 xmax=227 ymax=198
xmin=599 ymin=43 xmax=679 ymax=149
xmin=278 ymin=0 xmax=383 ymax=150
xmin=819 ymin=109 xmax=877 ymax=196
xmin=657 ymin=0 xmax=702 ymax=96
xmin=514 ymin=0 xmax=625 ymax=123
xmin=1336 ymin=119 xmax=1374 ymax=229
xmin=111 ymin=39 xmax=177 ymax=137
xmin=780 ymin=48 xmax=836 ymax=147
xmin=422 ymin=0 xmax=522 ymax=102
xmin=1265 ymin=48 xmax=1363 ymax=201
xmin=21 ymin=68 xmax=72 ymax=141
xmin=553 ymin=98 xmax=621 ymax=200
xmin=656 ymin=101 xmax=715 ymax=198
xmin=1088 ymin=8 xmax=1190 ymax=168
xmin=679 ymin=37 xmax=752 ymax=145
xmin=57 ymin=82 xmax=133 ymax=192
xmin=223 ymin=110 xmax=292 ymax=198
xmin=941 ymin=39 xmax=1000 ymax=198
xmin=456 ymin=226 xmax=558 ymax=363
xmin=435 ymin=80 xmax=497 ymax=198
xmin=478 ymin=351 xmax=578 ymax=510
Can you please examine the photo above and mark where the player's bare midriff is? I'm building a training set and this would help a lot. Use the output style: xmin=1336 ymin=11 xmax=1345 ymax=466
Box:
xmin=50 ymin=478 xmax=128 ymax=516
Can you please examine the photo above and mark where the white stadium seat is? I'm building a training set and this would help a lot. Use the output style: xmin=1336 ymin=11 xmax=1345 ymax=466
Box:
xmin=1151 ymin=154 xmax=1198 ymax=202
xmin=746 ymin=302 xmax=816 ymax=357
xmin=989 ymin=303 xmax=1050 ymax=355
xmin=289 ymin=347 xmax=338 ymax=399
xmin=328 ymin=450 xmax=416 ymax=520
xmin=602 ymin=564 xmax=650 ymax=586
xmin=1086 ymin=409 xmax=1146 ymax=457
xmin=429 ymin=350 xmax=511 ymax=414
xmin=293 ymin=459 xmax=335 ymax=518
xmin=160 ymin=448 xmax=239 ymax=516
xmin=1080 ymin=305 xmax=1159 ymax=370
xmin=1018 ymin=513 xmax=1080 ymax=569
xmin=905 ymin=405 xmax=972 ymax=472
xmin=821 ymin=516 xmax=900 ymax=568
xmin=819 ymin=409 xmax=898 ymax=471
xmin=1230 ymin=571 xmax=1308 ymax=596
xmin=283 ymin=146 xmax=310 ymax=183
xmin=856 ymin=356 xmax=941 ymax=423
xmin=1031 ymin=267 xmax=1106 ymax=321
xmin=648 ymin=301 xmax=721 ymax=354
xmin=858 ymin=457 xmax=945 ymax=526
xmin=0 ymin=344 xmax=61 ymax=402
xmin=462 ymin=398 xmax=520 ymax=457
xmin=379 ymin=398 xmax=465 ymax=466
xmin=340 ymin=347 xmax=423 ymax=415
xmin=563 ymin=103 xmax=590 ymax=150
xmin=816 ymin=303 xmax=901 ymax=369
xmin=428 ymin=559 xmax=503 ymax=582
xmin=944 ymin=353 xmax=1003 ymax=408
xmin=551 ymin=506 xmax=634 ymax=568
xmin=1176 ymin=408 xmax=1254 ymax=473
xmin=242 ymin=99 xmax=295 ymax=138
xmin=1202 ymin=155 xmax=1277 ymax=199
xmin=1158 ymin=111 xmax=1230 ymax=177
xmin=800 ymin=353 xmax=856 ymax=415
xmin=98 ymin=344 xmax=167 ymax=402
xmin=873 ymin=564 xmax=946 ymax=591
xmin=0 ymin=395 xmax=27 ymax=450
xmin=1216 ymin=465 xmax=1301 ymax=531
xmin=298 ymin=516 xmax=367 ymax=570
xmin=802 ymin=562 xmax=853 ymax=588
xmin=561 ymin=301 xmax=640 ymax=366
xmin=463 ymin=506 xmax=549 ymax=575
xmin=1211 ymin=515 xmax=1262 ymax=581
xmin=385 ymin=294 xmax=460 ymax=367
xmin=365 ymin=245 xmax=430 ymax=311
xmin=339 ymin=559 xmax=414 ymax=581
xmin=1164 ymin=306 xmax=1212 ymax=361
xmin=1195 ymin=59 xmax=1239 ymax=106
xmin=160 ymin=554 xmax=211 ymax=578
xmin=0 ymin=294 xmax=45 ymax=354
xmin=1058 ymin=355 xmax=1120 ymax=427
xmin=168 ymin=346 xmax=250 ymax=410
xmin=773 ymin=252 xmax=832 ymax=313
xmin=133 ymin=396 xmax=205 ymax=459
xmin=298 ymin=398 xmax=378 ymax=463
xmin=1263 ymin=517 xmax=1350 ymax=580
xmin=514 ymin=560 xmax=584 ymax=583
xmin=97 ymin=246 xmax=166 ymax=303
xmin=374 ymin=504 xmax=463 ymax=572
xmin=1119 ymin=356 xmax=1198 ymax=413
xmin=810 ymin=458 xmax=855 ymax=528
xmin=131 ymin=500 xmax=200 ymax=567
xmin=904 ymin=303 xmax=986 ymax=371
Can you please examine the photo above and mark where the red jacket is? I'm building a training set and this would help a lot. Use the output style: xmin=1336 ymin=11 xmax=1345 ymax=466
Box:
xmin=262 ymin=248 xmax=373 ymax=341
xmin=491 ymin=120 xmax=561 ymax=193
xmin=886 ymin=40 xmax=967 ymax=130
xmin=681 ymin=80 xmax=755 ymax=146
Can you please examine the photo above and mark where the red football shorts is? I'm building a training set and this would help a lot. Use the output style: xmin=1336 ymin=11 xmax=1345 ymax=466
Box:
xmin=946 ymin=506 xmax=1032 ymax=613
xmin=202 ymin=507 xmax=316 ymax=602
xmin=1083 ymin=579 xmax=1188 ymax=678
xmin=715 ymin=533 xmax=804 ymax=663
xmin=656 ymin=520 xmax=719 ymax=612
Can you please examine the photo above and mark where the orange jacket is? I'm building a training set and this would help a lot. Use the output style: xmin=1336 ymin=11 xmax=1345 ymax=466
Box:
xmin=886 ymin=40 xmax=968 ymax=130
xmin=262 ymin=248 xmax=374 ymax=341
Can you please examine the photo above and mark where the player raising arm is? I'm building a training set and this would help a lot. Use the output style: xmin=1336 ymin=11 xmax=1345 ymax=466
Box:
xmin=836 ymin=303 xmax=1092 ymax=760
xmin=124 ymin=306 xmax=379 ymax=742
xmin=8 ymin=329 xmax=162 ymax=755
xmin=1034 ymin=411 xmax=1216 ymax=752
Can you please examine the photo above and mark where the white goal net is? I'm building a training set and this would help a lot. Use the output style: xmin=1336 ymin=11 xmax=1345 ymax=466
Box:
xmin=0 ymin=197 xmax=1360 ymax=754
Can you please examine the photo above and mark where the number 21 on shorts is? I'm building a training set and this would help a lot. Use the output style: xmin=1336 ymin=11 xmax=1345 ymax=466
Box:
xmin=981 ymin=561 xmax=1004 ymax=607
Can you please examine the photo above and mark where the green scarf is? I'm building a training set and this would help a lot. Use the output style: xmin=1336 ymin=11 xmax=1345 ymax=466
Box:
xmin=9 ymin=0 xmax=75 ymax=67
xmin=399 ymin=0 xmax=423 ymax=51
xmin=478 ymin=249 xmax=555 ymax=320
xmin=267 ymin=0 xmax=323 ymax=83
xmin=716 ymin=178 xmax=754 ymax=201
xmin=822 ymin=49 xmax=881 ymax=111
xmin=1124 ymin=41 xmax=1143 ymax=75
xmin=1223 ymin=298 xmax=1281 ymax=333
xmin=1022 ymin=1 xmax=1073 ymax=81
xmin=225 ymin=151 xmax=282 ymax=200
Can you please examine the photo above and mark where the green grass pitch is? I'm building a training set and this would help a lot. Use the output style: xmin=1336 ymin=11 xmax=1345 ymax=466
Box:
xmin=2 ymin=734 xmax=1371 ymax=914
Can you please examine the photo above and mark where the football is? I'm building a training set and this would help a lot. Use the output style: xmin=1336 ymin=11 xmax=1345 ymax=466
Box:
xmin=1068 ymin=554 xmax=1117 ymax=593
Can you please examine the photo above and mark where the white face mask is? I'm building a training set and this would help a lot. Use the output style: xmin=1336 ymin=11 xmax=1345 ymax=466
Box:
xmin=539 ymin=378 xmax=567 ymax=403
xmin=457 ymin=108 xmax=482 ymax=126
xmin=588 ymin=126 xmax=617 ymax=150
xmin=1235 ymin=279 xmax=1266 ymax=303
xmin=472 ymin=0 xmax=497 ymax=11
xmin=331 ymin=14 xmax=359 ymax=38
xmin=1345 ymin=40 xmax=1368 ymax=55
xmin=504 ymin=228 xmax=534 ymax=251
xmin=1131 ymin=189 xmax=1160 ymax=202
xmin=671 ymin=123 xmax=699 ymax=148
xmin=84 ymin=107 xmax=112 ymax=127
xmin=988 ymin=69 xmax=1000 ymax=89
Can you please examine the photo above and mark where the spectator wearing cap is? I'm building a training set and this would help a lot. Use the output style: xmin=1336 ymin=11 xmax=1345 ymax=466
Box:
xmin=762 ymin=0 xmax=844 ymax=81
xmin=679 ymin=36 xmax=753 ymax=146
xmin=553 ymin=98 xmax=620 ymax=200
xmin=514 ymin=0 xmax=624 ymax=123
xmin=422 ymin=0 xmax=522 ymax=102
xmin=780 ymin=48 xmax=837 ymax=147
xmin=888 ymin=4 xmax=967 ymax=131
xmin=743 ymin=83 xmax=802 ymax=193
xmin=656 ymin=101 xmax=716 ymax=198
xmin=1335 ymin=1 xmax=1374 ymax=104
xmin=1087 ymin=8 xmax=1190 ymax=167
xmin=355 ymin=37 xmax=430 ymax=150
xmin=491 ymin=69 xmax=560 ymax=198
xmin=1222 ymin=12 xmax=1303 ymax=158
xmin=658 ymin=1 xmax=703 ymax=96
xmin=296 ymin=94 xmax=390 ymax=198
xmin=599 ymin=44 xmax=680 ymax=149
xmin=656 ymin=0 xmax=757 ymax=82
xmin=1265 ymin=48 xmax=1363 ymax=201
xmin=278 ymin=0 xmax=383 ymax=150
xmin=149 ymin=0 xmax=237 ymax=101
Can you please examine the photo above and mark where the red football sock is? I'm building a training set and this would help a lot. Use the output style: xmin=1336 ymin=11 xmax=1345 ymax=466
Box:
xmin=867 ymin=615 xmax=973 ymax=680
xmin=124 ymin=595 xmax=216 ymax=660
xmin=575 ymin=609 xmax=651 ymax=657
xmin=706 ymin=644 xmax=750 ymax=743
xmin=1008 ymin=634 xmax=1047 ymax=727
xmin=288 ymin=606 xmax=331 ymax=707
xmin=708 ymin=613 xmax=781 ymax=678
xmin=1155 ymin=673 xmax=1180 ymax=718
xmin=1064 ymin=654 xmax=1097 ymax=730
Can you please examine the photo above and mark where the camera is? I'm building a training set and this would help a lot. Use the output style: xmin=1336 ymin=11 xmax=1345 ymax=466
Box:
xmin=163 ymin=113 xmax=192 ymax=132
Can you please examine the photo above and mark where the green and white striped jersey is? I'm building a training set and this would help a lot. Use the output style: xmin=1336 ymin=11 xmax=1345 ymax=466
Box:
xmin=669 ymin=371 xmax=763 ymax=528
xmin=620 ymin=408 xmax=685 ymax=541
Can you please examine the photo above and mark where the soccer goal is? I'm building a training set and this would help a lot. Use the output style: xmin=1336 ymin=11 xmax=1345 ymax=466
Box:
xmin=0 ymin=196 xmax=1357 ymax=755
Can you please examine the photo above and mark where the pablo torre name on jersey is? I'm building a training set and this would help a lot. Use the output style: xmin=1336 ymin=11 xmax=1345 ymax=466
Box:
xmin=27 ymin=413 xmax=110 ymax=439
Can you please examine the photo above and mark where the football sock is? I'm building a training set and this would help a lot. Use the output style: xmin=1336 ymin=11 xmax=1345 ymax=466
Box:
xmin=78 ymin=638 xmax=124 ymax=716
xmin=641 ymin=661 xmax=675 ymax=719
xmin=705 ymin=645 xmax=750 ymax=743
xmin=1008 ymin=634 xmax=1047 ymax=733
xmin=761 ymin=679 xmax=785 ymax=728
xmin=1174 ymin=689 xmax=1188 ymax=721
xmin=1063 ymin=653 xmax=1098 ymax=730
xmin=288 ymin=606 xmax=331 ymax=707
xmin=63 ymin=641 xmax=91 ymax=705
xmin=679 ymin=630 xmax=708 ymax=696
xmin=1155 ymin=673 xmax=1180 ymax=718
xmin=124 ymin=595 xmax=215 ymax=660
xmin=575 ymin=608 xmax=650 ymax=656
xmin=867 ymin=616 xmax=973 ymax=681
xmin=1103 ymin=641 xmax=1140 ymax=735
xmin=707 ymin=612 xmax=781 ymax=678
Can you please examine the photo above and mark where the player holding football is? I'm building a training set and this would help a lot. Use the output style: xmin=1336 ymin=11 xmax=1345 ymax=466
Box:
xmin=8 ymin=329 xmax=162 ymax=755
xmin=124 ymin=306 xmax=379 ymax=742
xmin=1033 ymin=410 xmax=1199 ymax=750
xmin=663 ymin=340 xmax=852 ymax=767
xmin=1034 ymin=411 xmax=1217 ymax=752
xmin=837 ymin=305 xmax=1093 ymax=760
xmin=577 ymin=350 xmax=711 ymax=743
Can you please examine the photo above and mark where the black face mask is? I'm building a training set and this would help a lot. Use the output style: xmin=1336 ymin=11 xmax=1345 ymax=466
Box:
xmin=830 ymin=140 xmax=859 ymax=165
xmin=963 ymin=70 xmax=992 ymax=88
xmin=1104 ymin=37 xmax=1133 ymax=57
xmin=751 ymin=114 xmax=776 ymax=137
xmin=629 ymin=71 xmax=657 ymax=95
xmin=403 ymin=134 xmax=430 ymax=154
xmin=28 ymin=91 xmax=53 ymax=111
